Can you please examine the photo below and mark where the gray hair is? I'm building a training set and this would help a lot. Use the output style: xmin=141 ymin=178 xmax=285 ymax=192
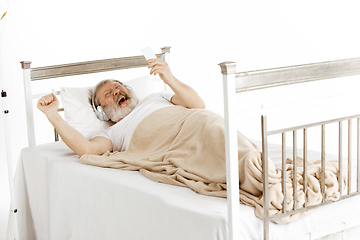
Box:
xmin=88 ymin=79 xmax=123 ymax=108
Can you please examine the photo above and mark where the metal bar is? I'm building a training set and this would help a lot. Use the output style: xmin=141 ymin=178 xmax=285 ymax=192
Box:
xmin=53 ymin=108 xmax=64 ymax=141
xmin=270 ymin=191 xmax=360 ymax=221
xmin=261 ymin=116 xmax=270 ymax=240
xmin=21 ymin=62 xmax=36 ymax=146
xmin=29 ymin=54 xmax=164 ymax=81
xmin=161 ymin=46 xmax=171 ymax=63
xmin=348 ymin=119 xmax=353 ymax=194
xmin=303 ymin=128 xmax=308 ymax=207
xmin=267 ymin=114 xmax=360 ymax=136
xmin=293 ymin=130 xmax=298 ymax=210
xmin=161 ymin=47 xmax=172 ymax=92
xmin=321 ymin=125 xmax=326 ymax=202
xmin=235 ymin=57 xmax=360 ymax=93
xmin=219 ymin=62 xmax=240 ymax=240
xmin=54 ymin=128 xmax=59 ymax=142
xmin=339 ymin=121 xmax=343 ymax=197
xmin=282 ymin=133 xmax=287 ymax=213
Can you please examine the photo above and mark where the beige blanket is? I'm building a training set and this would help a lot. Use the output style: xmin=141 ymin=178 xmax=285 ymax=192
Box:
xmin=80 ymin=106 xmax=345 ymax=224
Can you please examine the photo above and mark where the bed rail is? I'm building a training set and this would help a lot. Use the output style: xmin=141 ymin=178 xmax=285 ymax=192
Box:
xmin=21 ymin=47 xmax=171 ymax=146
xmin=219 ymin=57 xmax=360 ymax=240
xmin=262 ymin=114 xmax=360 ymax=238
xmin=233 ymin=57 xmax=360 ymax=93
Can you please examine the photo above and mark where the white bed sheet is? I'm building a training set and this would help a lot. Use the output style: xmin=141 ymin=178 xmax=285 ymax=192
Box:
xmin=6 ymin=141 xmax=360 ymax=240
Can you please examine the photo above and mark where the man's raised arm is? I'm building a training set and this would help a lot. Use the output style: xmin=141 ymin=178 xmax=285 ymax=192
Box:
xmin=147 ymin=59 xmax=205 ymax=109
xmin=37 ymin=93 xmax=112 ymax=156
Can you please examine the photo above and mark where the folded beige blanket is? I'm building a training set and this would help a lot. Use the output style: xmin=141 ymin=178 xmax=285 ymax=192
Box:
xmin=80 ymin=106 xmax=345 ymax=224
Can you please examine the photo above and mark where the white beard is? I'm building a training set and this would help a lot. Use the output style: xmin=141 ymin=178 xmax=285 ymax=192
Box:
xmin=102 ymin=87 xmax=139 ymax=123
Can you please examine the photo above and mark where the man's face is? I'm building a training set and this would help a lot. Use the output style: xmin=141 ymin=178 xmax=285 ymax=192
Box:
xmin=96 ymin=81 xmax=139 ymax=122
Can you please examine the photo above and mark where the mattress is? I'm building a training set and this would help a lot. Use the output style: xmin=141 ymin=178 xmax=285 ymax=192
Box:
xmin=7 ymin=141 xmax=360 ymax=240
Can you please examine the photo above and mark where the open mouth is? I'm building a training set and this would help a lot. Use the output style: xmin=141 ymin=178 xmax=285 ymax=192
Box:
xmin=116 ymin=94 xmax=128 ymax=106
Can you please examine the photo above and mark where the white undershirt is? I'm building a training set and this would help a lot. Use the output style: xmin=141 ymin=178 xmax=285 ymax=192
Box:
xmin=92 ymin=91 xmax=174 ymax=152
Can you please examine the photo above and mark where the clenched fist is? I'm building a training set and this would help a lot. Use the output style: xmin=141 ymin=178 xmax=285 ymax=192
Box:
xmin=37 ymin=93 xmax=60 ymax=116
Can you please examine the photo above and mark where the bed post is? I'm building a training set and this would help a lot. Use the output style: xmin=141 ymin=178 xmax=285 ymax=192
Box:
xmin=161 ymin=46 xmax=171 ymax=64
xmin=21 ymin=61 xmax=36 ymax=146
xmin=219 ymin=61 xmax=240 ymax=240
xmin=261 ymin=115 xmax=270 ymax=240
xmin=161 ymin=46 xmax=171 ymax=92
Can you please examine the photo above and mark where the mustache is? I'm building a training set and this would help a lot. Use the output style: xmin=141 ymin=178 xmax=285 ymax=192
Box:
xmin=115 ymin=92 xmax=130 ymax=105
xmin=117 ymin=91 xmax=130 ymax=98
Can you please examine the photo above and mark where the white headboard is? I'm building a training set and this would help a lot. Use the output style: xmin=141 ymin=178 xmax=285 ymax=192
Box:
xmin=21 ymin=46 xmax=171 ymax=146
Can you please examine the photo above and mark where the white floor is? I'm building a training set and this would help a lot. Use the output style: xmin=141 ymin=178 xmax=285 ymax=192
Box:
xmin=0 ymin=204 xmax=9 ymax=239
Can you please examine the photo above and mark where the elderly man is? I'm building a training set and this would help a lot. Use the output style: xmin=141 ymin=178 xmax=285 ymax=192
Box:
xmin=37 ymin=58 xmax=205 ymax=156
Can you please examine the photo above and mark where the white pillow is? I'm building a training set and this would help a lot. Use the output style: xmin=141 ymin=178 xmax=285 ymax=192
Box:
xmin=124 ymin=75 xmax=164 ymax=100
xmin=60 ymin=75 xmax=164 ymax=139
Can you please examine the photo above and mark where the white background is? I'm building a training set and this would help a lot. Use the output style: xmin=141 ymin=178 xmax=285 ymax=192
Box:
xmin=1 ymin=0 xmax=360 ymax=238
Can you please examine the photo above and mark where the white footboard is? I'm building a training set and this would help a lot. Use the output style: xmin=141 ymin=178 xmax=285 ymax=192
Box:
xmin=219 ymin=57 xmax=360 ymax=240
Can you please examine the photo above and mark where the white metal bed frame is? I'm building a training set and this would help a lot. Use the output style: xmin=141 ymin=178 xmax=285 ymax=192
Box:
xmin=18 ymin=49 xmax=360 ymax=239
xmin=219 ymin=58 xmax=360 ymax=240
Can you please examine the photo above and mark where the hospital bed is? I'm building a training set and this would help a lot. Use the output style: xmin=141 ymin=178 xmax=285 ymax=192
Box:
xmin=6 ymin=47 xmax=360 ymax=240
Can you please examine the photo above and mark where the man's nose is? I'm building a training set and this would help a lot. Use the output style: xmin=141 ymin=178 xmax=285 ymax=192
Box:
xmin=113 ymin=89 xmax=120 ymax=96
